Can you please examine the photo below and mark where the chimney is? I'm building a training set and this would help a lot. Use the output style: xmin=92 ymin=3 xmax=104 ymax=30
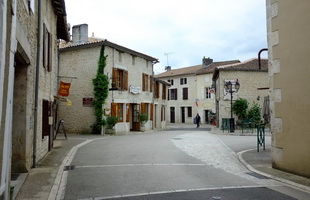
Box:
xmin=165 ymin=66 xmax=171 ymax=71
xmin=72 ymin=24 xmax=88 ymax=44
xmin=202 ymin=56 xmax=213 ymax=67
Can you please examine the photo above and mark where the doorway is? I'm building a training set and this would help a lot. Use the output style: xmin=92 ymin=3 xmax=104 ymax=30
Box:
xmin=170 ymin=107 xmax=175 ymax=123
xmin=205 ymin=110 xmax=209 ymax=124
xmin=181 ymin=107 xmax=185 ymax=123
xmin=131 ymin=104 xmax=140 ymax=131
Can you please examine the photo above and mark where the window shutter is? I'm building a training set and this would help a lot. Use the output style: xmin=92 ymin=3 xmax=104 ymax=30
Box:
xmin=141 ymin=103 xmax=146 ymax=114
xmin=150 ymin=75 xmax=153 ymax=92
xmin=43 ymin=23 xmax=48 ymax=68
xmin=48 ymin=33 xmax=52 ymax=72
xmin=111 ymin=103 xmax=117 ymax=116
xmin=112 ymin=68 xmax=118 ymax=88
xmin=150 ymin=103 xmax=154 ymax=121
xmin=126 ymin=103 xmax=130 ymax=122
xmin=42 ymin=100 xmax=50 ymax=138
xmin=142 ymin=74 xmax=145 ymax=91
xmin=124 ymin=70 xmax=128 ymax=90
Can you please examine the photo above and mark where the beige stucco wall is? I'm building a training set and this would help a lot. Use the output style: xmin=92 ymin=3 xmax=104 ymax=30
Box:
xmin=196 ymin=73 xmax=216 ymax=122
xmin=11 ymin=0 xmax=61 ymax=172
xmin=216 ymin=70 xmax=270 ymax=128
xmin=159 ymin=74 xmax=198 ymax=124
xmin=59 ymin=43 xmax=157 ymax=134
xmin=267 ymin=0 xmax=310 ymax=177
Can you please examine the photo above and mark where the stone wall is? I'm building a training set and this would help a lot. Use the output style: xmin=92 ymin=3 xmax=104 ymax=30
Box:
xmin=217 ymin=70 xmax=270 ymax=128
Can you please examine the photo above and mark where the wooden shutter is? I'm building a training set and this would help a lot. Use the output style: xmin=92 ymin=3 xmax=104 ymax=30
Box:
xmin=124 ymin=70 xmax=128 ymax=90
xmin=43 ymin=23 xmax=48 ymax=68
xmin=142 ymin=74 xmax=145 ymax=91
xmin=111 ymin=103 xmax=117 ymax=116
xmin=42 ymin=100 xmax=50 ymax=138
xmin=150 ymin=75 xmax=153 ymax=92
xmin=162 ymin=85 xmax=166 ymax=100
xmin=126 ymin=103 xmax=130 ymax=122
xmin=112 ymin=68 xmax=118 ymax=88
xmin=150 ymin=103 xmax=154 ymax=121
xmin=48 ymin=33 xmax=52 ymax=72
xmin=141 ymin=103 xmax=146 ymax=114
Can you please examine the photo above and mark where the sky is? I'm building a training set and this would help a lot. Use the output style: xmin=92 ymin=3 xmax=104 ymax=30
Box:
xmin=65 ymin=0 xmax=268 ymax=74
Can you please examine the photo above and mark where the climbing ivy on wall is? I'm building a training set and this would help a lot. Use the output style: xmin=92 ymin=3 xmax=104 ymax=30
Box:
xmin=91 ymin=46 xmax=109 ymax=134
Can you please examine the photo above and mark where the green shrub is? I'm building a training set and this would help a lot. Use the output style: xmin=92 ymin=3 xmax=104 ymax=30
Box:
xmin=106 ymin=116 xmax=118 ymax=129
xmin=232 ymin=98 xmax=249 ymax=119
xmin=247 ymin=102 xmax=261 ymax=123
xmin=138 ymin=113 xmax=148 ymax=126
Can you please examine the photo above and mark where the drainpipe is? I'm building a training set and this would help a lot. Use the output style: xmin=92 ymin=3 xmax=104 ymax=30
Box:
xmin=33 ymin=0 xmax=42 ymax=168
xmin=258 ymin=48 xmax=268 ymax=70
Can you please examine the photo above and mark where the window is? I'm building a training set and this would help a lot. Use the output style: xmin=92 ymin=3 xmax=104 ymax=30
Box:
xmin=205 ymin=87 xmax=212 ymax=99
xmin=183 ymin=88 xmax=188 ymax=100
xmin=167 ymin=79 xmax=174 ymax=85
xmin=111 ymin=103 xmax=124 ymax=122
xmin=162 ymin=84 xmax=167 ymax=100
xmin=180 ymin=78 xmax=187 ymax=85
xmin=188 ymin=107 xmax=192 ymax=117
xmin=168 ymin=88 xmax=177 ymax=100
xmin=43 ymin=23 xmax=52 ymax=72
xmin=112 ymin=68 xmax=128 ymax=90
xmin=142 ymin=73 xmax=149 ymax=91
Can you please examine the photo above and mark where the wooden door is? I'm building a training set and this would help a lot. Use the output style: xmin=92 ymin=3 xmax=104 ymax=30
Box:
xmin=131 ymin=104 xmax=140 ymax=131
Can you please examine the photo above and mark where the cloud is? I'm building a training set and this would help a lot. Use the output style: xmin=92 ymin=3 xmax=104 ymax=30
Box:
xmin=65 ymin=0 xmax=267 ymax=74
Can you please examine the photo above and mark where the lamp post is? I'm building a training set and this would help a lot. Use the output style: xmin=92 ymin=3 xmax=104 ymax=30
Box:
xmin=224 ymin=80 xmax=240 ymax=132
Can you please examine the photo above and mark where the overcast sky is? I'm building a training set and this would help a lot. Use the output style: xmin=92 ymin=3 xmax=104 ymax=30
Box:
xmin=65 ymin=0 xmax=267 ymax=74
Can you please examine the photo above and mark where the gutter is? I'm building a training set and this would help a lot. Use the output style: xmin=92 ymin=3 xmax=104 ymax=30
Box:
xmin=33 ymin=0 xmax=42 ymax=168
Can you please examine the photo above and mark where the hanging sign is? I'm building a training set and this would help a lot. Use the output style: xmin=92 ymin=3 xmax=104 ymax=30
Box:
xmin=58 ymin=81 xmax=71 ymax=97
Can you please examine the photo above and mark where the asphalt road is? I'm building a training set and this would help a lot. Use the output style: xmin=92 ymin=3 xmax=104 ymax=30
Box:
xmin=59 ymin=128 xmax=308 ymax=200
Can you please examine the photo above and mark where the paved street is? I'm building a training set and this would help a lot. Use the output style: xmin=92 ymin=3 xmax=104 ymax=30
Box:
xmin=53 ymin=128 xmax=310 ymax=200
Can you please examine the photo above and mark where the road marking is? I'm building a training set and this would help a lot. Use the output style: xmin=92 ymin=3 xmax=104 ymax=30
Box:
xmin=75 ymin=163 xmax=208 ymax=168
xmin=88 ymin=186 xmax=267 ymax=200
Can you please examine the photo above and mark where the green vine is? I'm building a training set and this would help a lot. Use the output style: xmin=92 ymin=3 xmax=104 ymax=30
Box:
xmin=91 ymin=46 xmax=109 ymax=134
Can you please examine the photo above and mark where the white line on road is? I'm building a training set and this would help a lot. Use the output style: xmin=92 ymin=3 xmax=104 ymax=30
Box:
xmin=75 ymin=163 xmax=208 ymax=168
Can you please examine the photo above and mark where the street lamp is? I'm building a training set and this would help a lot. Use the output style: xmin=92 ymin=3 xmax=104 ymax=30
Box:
xmin=224 ymin=80 xmax=240 ymax=132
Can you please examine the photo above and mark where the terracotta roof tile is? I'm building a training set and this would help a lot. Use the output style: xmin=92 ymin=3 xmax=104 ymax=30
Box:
xmin=155 ymin=60 xmax=240 ymax=78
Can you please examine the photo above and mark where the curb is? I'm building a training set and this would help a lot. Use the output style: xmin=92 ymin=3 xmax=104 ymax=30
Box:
xmin=238 ymin=149 xmax=310 ymax=193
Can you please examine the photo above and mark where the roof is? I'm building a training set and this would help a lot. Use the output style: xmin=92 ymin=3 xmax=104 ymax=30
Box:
xmin=52 ymin=0 xmax=70 ymax=41
xmin=212 ymin=58 xmax=268 ymax=80
xmin=154 ymin=60 xmax=240 ymax=78
xmin=59 ymin=38 xmax=159 ymax=63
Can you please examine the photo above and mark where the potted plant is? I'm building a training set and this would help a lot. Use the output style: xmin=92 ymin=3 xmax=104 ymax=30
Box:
xmin=105 ymin=116 xmax=118 ymax=135
xmin=138 ymin=113 xmax=148 ymax=132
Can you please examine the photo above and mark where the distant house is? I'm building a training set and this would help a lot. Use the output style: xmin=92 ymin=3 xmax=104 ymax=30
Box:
xmin=59 ymin=24 xmax=169 ymax=134
xmin=155 ymin=57 xmax=239 ymax=124
xmin=0 ymin=0 xmax=69 ymax=198
xmin=212 ymin=58 xmax=269 ymax=128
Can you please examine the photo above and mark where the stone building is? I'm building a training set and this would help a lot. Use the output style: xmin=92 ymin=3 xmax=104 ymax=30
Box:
xmin=212 ymin=58 xmax=269 ymax=129
xmin=0 ymin=0 xmax=69 ymax=198
xmin=58 ymin=24 xmax=168 ymax=134
xmin=266 ymin=0 xmax=310 ymax=178
xmin=155 ymin=57 xmax=239 ymax=124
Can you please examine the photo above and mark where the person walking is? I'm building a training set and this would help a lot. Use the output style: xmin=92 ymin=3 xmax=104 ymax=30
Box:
xmin=195 ymin=113 xmax=201 ymax=128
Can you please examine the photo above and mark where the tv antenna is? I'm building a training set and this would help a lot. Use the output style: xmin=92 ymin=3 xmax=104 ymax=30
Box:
xmin=164 ymin=52 xmax=174 ymax=66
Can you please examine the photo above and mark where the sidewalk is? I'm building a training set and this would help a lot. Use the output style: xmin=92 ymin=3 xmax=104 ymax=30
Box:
xmin=12 ymin=124 xmax=310 ymax=199
xmin=12 ymin=134 xmax=101 ymax=200
xmin=210 ymin=124 xmax=310 ymax=192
